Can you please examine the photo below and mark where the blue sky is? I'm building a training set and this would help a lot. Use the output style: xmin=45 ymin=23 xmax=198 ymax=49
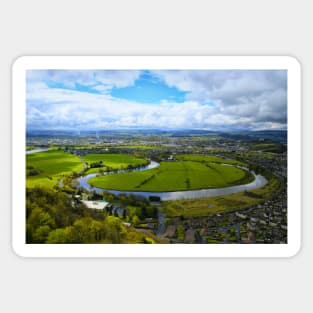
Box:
xmin=43 ymin=70 xmax=187 ymax=103
xmin=110 ymin=71 xmax=187 ymax=104
xmin=26 ymin=69 xmax=287 ymax=131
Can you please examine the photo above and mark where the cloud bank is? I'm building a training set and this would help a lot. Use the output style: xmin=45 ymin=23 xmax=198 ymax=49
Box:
xmin=26 ymin=69 xmax=287 ymax=131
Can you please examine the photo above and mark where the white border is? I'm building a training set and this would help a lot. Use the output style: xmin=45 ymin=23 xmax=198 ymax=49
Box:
xmin=12 ymin=56 xmax=301 ymax=258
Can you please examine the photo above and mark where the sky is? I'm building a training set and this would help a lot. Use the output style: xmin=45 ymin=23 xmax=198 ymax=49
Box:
xmin=26 ymin=69 xmax=287 ymax=131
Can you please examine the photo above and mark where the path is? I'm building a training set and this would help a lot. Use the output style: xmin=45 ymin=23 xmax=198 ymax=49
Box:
xmin=156 ymin=210 xmax=166 ymax=236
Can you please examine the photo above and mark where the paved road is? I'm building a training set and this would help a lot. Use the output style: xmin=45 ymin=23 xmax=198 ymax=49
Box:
xmin=156 ymin=210 xmax=166 ymax=236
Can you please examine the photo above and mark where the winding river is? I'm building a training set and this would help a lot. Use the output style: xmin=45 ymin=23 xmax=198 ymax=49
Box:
xmin=77 ymin=160 xmax=268 ymax=201
xmin=26 ymin=148 xmax=49 ymax=154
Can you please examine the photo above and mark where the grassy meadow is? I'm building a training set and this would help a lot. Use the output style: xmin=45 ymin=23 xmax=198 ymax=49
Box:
xmin=175 ymin=154 xmax=246 ymax=166
xmin=162 ymin=175 xmax=282 ymax=217
xmin=26 ymin=150 xmax=84 ymax=188
xmin=83 ymin=153 xmax=148 ymax=174
xmin=88 ymin=160 xmax=253 ymax=192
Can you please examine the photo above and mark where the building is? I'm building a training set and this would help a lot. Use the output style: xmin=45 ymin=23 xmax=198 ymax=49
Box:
xmin=81 ymin=200 xmax=109 ymax=210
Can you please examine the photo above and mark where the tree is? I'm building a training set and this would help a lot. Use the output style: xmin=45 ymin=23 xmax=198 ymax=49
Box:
xmin=26 ymin=206 xmax=56 ymax=243
xmin=90 ymin=220 xmax=106 ymax=241
xmin=71 ymin=218 xmax=94 ymax=243
xmin=122 ymin=209 xmax=127 ymax=219
xmin=177 ymin=225 xmax=185 ymax=242
xmin=46 ymin=227 xmax=72 ymax=243
xmin=104 ymin=216 xmax=127 ymax=243
xmin=33 ymin=225 xmax=51 ymax=243
xmin=132 ymin=215 xmax=140 ymax=225
xmin=102 ymin=192 xmax=115 ymax=202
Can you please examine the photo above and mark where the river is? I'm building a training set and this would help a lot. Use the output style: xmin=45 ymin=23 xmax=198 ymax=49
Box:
xmin=77 ymin=160 xmax=268 ymax=201
xmin=26 ymin=148 xmax=49 ymax=154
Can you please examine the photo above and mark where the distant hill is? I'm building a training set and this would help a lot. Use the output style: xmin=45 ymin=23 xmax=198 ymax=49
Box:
xmin=27 ymin=128 xmax=287 ymax=143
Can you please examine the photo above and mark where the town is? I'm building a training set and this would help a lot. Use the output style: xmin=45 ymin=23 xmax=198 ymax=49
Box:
xmin=26 ymin=129 xmax=287 ymax=244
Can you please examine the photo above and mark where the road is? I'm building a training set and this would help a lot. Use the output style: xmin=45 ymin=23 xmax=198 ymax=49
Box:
xmin=156 ymin=210 xmax=166 ymax=236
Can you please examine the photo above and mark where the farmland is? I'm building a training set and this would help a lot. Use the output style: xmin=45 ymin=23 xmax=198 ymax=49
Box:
xmin=88 ymin=160 xmax=254 ymax=192
xmin=26 ymin=150 xmax=84 ymax=188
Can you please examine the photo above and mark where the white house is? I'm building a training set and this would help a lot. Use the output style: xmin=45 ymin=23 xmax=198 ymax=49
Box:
xmin=81 ymin=200 xmax=109 ymax=210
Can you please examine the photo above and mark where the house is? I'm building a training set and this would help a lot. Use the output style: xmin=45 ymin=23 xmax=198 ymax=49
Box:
xmin=81 ymin=200 xmax=109 ymax=210
xmin=164 ymin=225 xmax=176 ymax=238
xmin=236 ymin=212 xmax=247 ymax=219
xmin=184 ymin=229 xmax=196 ymax=243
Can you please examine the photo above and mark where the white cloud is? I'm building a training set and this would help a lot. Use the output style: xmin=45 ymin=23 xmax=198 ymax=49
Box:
xmin=27 ymin=70 xmax=141 ymax=92
xmin=95 ymin=70 xmax=141 ymax=88
xmin=26 ymin=70 xmax=287 ymax=131
xmin=152 ymin=70 xmax=287 ymax=128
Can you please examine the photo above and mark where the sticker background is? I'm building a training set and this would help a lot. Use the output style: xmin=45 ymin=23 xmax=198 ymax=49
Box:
xmin=1 ymin=1 xmax=310 ymax=313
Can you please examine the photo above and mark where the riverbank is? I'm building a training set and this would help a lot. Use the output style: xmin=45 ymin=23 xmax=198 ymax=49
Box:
xmin=77 ymin=161 xmax=267 ymax=201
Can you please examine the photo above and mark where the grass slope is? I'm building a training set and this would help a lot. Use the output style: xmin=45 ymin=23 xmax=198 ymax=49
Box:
xmin=26 ymin=150 xmax=83 ymax=188
xmin=88 ymin=161 xmax=253 ymax=192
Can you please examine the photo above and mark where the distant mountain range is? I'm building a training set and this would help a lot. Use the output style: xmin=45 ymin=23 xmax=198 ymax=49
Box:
xmin=26 ymin=128 xmax=287 ymax=143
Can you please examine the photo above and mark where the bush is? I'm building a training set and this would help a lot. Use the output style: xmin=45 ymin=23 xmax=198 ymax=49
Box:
xmin=28 ymin=168 xmax=42 ymax=176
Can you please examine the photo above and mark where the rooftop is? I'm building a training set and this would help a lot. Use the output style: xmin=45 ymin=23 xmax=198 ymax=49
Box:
xmin=81 ymin=200 xmax=109 ymax=210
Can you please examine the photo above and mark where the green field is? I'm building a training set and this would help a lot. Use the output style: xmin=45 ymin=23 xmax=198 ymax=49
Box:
xmin=249 ymin=142 xmax=287 ymax=153
xmin=26 ymin=150 xmax=84 ymax=188
xmin=83 ymin=153 xmax=148 ymax=174
xmin=175 ymin=154 xmax=246 ymax=166
xmin=115 ymin=145 xmax=165 ymax=150
xmin=88 ymin=160 xmax=253 ymax=192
